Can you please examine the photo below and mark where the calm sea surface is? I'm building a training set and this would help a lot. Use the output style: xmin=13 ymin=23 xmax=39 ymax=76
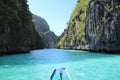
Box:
xmin=0 ymin=49 xmax=120 ymax=80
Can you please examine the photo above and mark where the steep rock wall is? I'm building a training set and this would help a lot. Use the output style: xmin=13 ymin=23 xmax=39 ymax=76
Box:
xmin=57 ymin=0 xmax=89 ymax=49
xmin=0 ymin=0 xmax=45 ymax=56
xmin=58 ymin=0 xmax=120 ymax=53
xmin=85 ymin=0 xmax=120 ymax=52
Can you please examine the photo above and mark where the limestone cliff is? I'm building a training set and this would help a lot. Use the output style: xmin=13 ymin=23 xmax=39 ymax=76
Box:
xmin=0 ymin=0 xmax=45 ymax=56
xmin=32 ymin=14 xmax=58 ymax=48
xmin=85 ymin=0 xmax=120 ymax=52
xmin=57 ymin=0 xmax=89 ymax=49
xmin=58 ymin=0 xmax=120 ymax=53
xmin=32 ymin=14 xmax=50 ymax=33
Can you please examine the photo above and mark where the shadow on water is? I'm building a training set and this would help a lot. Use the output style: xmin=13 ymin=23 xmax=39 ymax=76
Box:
xmin=0 ymin=49 xmax=119 ymax=65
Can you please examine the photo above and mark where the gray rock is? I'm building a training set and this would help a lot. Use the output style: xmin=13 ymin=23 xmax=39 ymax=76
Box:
xmin=58 ymin=0 xmax=120 ymax=53
xmin=44 ymin=31 xmax=58 ymax=48
xmin=32 ymin=14 xmax=50 ymax=32
xmin=85 ymin=0 xmax=120 ymax=52
xmin=32 ymin=14 xmax=58 ymax=48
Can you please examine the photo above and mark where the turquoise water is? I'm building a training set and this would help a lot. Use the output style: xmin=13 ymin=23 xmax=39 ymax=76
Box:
xmin=0 ymin=49 xmax=120 ymax=80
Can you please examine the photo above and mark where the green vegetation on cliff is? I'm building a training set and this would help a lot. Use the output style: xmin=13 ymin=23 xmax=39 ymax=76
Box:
xmin=58 ymin=0 xmax=120 ymax=53
xmin=68 ymin=0 xmax=88 ymax=27
xmin=0 ymin=0 xmax=45 ymax=55
xmin=57 ymin=0 xmax=89 ymax=49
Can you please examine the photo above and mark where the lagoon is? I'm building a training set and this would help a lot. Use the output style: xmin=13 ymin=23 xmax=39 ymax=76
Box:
xmin=0 ymin=49 xmax=120 ymax=80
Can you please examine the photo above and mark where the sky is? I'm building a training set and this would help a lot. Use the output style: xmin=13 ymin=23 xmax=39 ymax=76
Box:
xmin=28 ymin=0 xmax=77 ymax=36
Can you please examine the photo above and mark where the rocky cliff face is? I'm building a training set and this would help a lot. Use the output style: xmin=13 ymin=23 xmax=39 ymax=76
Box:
xmin=85 ymin=0 xmax=120 ymax=52
xmin=32 ymin=14 xmax=58 ymax=48
xmin=32 ymin=14 xmax=50 ymax=33
xmin=43 ymin=31 xmax=58 ymax=48
xmin=0 ymin=0 xmax=45 ymax=56
xmin=58 ymin=0 xmax=120 ymax=53
xmin=57 ymin=0 xmax=89 ymax=49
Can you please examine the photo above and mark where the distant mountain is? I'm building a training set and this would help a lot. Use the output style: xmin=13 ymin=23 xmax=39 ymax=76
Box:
xmin=57 ymin=0 xmax=120 ymax=53
xmin=32 ymin=14 xmax=58 ymax=48
xmin=0 ymin=0 xmax=45 ymax=56
xmin=32 ymin=14 xmax=50 ymax=33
